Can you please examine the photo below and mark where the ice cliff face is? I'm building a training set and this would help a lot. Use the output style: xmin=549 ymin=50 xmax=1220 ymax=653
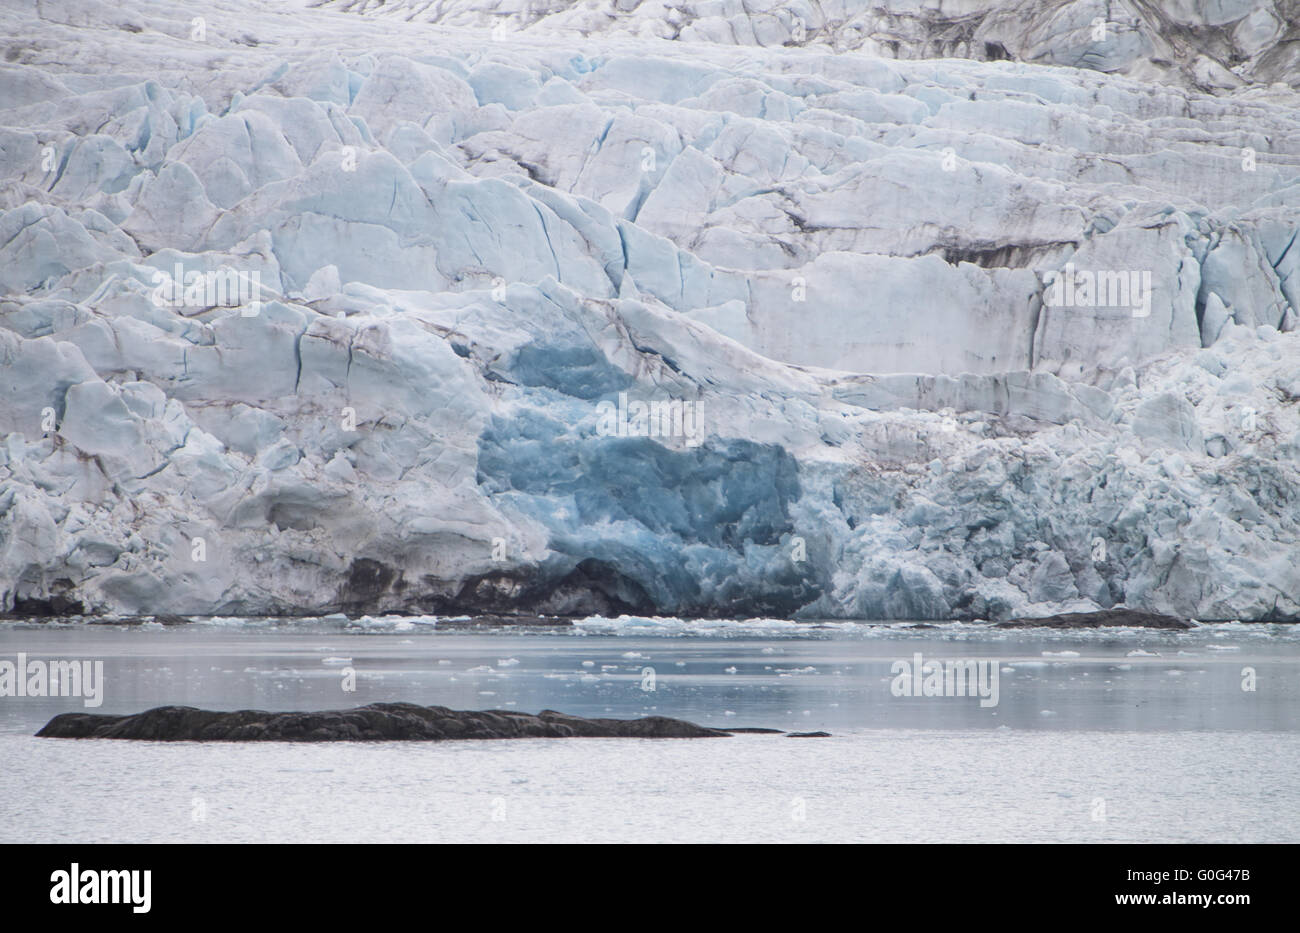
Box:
xmin=0 ymin=0 xmax=1298 ymax=621
xmin=316 ymin=0 xmax=1300 ymax=92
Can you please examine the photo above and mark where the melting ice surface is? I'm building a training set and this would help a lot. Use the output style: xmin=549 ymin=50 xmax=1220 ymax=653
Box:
xmin=2 ymin=620 xmax=1298 ymax=843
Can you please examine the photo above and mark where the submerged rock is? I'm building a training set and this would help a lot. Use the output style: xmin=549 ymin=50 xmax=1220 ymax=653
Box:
xmin=35 ymin=702 xmax=735 ymax=741
xmin=997 ymin=609 xmax=1193 ymax=629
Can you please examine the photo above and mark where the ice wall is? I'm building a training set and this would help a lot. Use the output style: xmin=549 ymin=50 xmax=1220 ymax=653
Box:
xmin=0 ymin=0 xmax=1297 ymax=620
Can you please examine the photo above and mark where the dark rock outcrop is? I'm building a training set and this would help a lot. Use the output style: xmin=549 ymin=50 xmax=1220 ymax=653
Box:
xmin=152 ymin=614 xmax=193 ymax=626
xmin=36 ymin=703 xmax=734 ymax=742
xmin=997 ymin=609 xmax=1193 ymax=630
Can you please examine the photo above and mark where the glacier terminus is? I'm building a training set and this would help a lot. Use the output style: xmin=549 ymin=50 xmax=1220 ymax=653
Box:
xmin=0 ymin=0 xmax=1298 ymax=624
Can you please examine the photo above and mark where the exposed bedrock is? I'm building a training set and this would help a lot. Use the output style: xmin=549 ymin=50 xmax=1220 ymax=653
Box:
xmin=1 ymin=0 xmax=1298 ymax=622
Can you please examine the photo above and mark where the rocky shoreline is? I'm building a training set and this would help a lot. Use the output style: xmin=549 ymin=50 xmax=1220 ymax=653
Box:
xmin=35 ymin=703 xmax=821 ymax=742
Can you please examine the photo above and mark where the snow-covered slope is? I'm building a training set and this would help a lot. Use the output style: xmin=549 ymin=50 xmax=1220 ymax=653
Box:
xmin=1 ymin=0 xmax=1298 ymax=620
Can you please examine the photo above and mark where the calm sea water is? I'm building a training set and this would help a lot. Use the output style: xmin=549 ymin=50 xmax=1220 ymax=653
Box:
xmin=2 ymin=618 xmax=1297 ymax=843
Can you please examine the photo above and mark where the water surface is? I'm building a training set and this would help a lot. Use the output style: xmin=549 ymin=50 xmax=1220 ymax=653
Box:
xmin=2 ymin=618 xmax=1296 ymax=842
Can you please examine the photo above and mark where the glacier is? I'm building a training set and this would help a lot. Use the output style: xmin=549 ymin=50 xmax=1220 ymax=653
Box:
xmin=0 ymin=0 xmax=1298 ymax=621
